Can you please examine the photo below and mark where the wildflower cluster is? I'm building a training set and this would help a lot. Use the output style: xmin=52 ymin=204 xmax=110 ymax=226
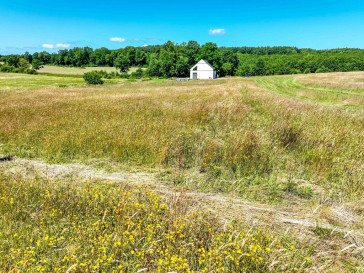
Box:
xmin=0 ymin=177 xmax=310 ymax=272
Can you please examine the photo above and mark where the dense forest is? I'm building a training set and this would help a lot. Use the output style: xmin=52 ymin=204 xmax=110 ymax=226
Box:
xmin=1 ymin=41 xmax=364 ymax=77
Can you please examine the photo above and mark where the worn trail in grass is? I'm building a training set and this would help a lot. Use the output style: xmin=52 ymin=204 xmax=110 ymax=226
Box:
xmin=1 ymin=156 xmax=363 ymax=272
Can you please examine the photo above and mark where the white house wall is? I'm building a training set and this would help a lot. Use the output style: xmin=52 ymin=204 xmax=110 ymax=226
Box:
xmin=190 ymin=60 xmax=216 ymax=80
xmin=190 ymin=70 xmax=215 ymax=79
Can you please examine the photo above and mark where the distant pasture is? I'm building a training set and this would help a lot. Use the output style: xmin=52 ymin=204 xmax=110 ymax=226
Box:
xmin=38 ymin=65 xmax=140 ymax=75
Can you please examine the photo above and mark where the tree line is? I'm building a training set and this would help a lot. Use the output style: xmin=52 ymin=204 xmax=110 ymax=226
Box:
xmin=1 ymin=42 xmax=364 ymax=77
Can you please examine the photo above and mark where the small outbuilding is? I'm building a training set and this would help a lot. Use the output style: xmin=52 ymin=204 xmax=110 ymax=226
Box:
xmin=190 ymin=59 xmax=216 ymax=80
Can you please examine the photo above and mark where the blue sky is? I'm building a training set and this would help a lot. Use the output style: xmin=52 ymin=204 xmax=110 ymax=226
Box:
xmin=1 ymin=0 xmax=363 ymax=54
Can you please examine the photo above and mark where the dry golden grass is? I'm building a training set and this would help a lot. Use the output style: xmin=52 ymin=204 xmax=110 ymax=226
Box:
xmin=0 ymin=72 xmax=363 ymax=202
xmin=0 ymin=71 xmax=363 ymax=272
xmin=254 ymin=72 xmax=364 ymax=108
xmin=295 ymin=71 xmax=364 ymax=91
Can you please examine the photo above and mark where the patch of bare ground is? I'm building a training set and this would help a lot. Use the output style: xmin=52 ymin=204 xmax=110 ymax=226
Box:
xmin=1 ymin=156 xmax=362 ymax=271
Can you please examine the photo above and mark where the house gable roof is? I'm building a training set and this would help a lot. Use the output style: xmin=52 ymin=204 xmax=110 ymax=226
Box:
xmin=190 ymin=59 xmax=215 ymax=71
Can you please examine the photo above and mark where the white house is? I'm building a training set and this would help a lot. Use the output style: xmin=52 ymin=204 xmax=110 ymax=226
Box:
xmin=190 ymin=59 xmax=216 ymax=80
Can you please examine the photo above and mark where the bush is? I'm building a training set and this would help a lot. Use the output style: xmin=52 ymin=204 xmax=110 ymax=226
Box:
xmin=303 ymin=68 xmax=311 ymax=74
xmin=130 ymin=68 xmax=144 ymax=79
xmin=83 ymin=71 xmax=104 ymax=85
xmin=315 ymin=66 xmax=331 ymax=73
xmin=0 ymin=64 xmax=36 ymax=74
xmin=0 ymin=64 xmax=14 ymax=72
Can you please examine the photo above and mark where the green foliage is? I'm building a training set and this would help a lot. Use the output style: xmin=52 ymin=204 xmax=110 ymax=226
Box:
xmin=6 ymin=55 xmax=20 ymax=67
xmin=315 ymin=66 xmax=331 ymax=73
xmin=18 ymin=58 xmax=30 ymax=69
xmin=83 ymin=71 xmax=104 ymax=85
xmin=0 ymin=64 xmax=36 ymax=74
xmin=221 ymin=62 xmax=233 ymax=76
xmin=114 ymin=55 xmax=130 ymax=73
xmin=304 ymin=68 xmax=311 ymax=74
xmin=198 ymin=42 xmax=223 ymax=74
xmin=2 ymin=43 xmax=364 ymax=78
xmin=32 ymin=59 xmax=43 ymax=70
xmin=129 ymin=68 xmax=144 ymax=79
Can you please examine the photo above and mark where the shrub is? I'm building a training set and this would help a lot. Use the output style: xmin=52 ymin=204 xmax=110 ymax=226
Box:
xmin=130 ymin=68 xmax=144 ymax=79
xmin=0 ymin=64 xmax=36 ymax=74
xmin=83 ymin=71 xmax=104 ymax=85
xmin=0 ymin=64 xmax=14 ymax=72
xmin=315 ymin=66 xmax=331 ymax=73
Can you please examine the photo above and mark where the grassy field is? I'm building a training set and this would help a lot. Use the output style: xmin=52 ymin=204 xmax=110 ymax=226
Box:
xmin=38 ymin=65 xmax=141 ymax=75
xmin=0 ymin=72 xmax=363 ymax=200
xmin=0 ymin=71 xmax=363 ymax=271
xmin=254 ymin=72 xmax=364 ymax=108
xmin=0 ymin=171 xmax=312 ymax=272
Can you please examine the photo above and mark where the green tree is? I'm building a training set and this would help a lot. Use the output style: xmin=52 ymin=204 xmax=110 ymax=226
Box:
xmin=221 ymin=62 xmax=233 ymax=77
xmin=185 ymin=41 xmax=200 ymax=66
xmin=23 ymin=52 xmax=33 ymax=63
xmin=7 ymin=55 xmax=20 ymax=67
xmin=18 ymin=58 xmax=30 ymax=69
xmin=135 ymin=50 xmax=146 ymax=65
xmin=32 ymin=59 xmax=43 ymax=70
xmin=198 ymin=43 xmax=223 ymax=74
xmin=175 ymin=56 xmax=190 ymax=77
xmin=114 ymin=55 xmax=130 ymax=73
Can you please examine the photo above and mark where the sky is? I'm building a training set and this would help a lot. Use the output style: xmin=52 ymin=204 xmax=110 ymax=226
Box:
xmin=1 ymin=0 xmax=364 ymax=54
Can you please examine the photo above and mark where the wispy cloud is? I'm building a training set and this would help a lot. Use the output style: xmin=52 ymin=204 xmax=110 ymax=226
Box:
xmin=42 ymin=43 xmax=71 ymax=49
xmin=109 ymin=37 xmax=126 ymax=42
xmin=42 ymin=44 xmax=55 ymax=49
xmin=209 ymin=28 xmax=226 ymax=35
xmin=133 ymin=38 xmax=140 ymax=42
xmin=56 ymin=43 xmax=71 ymax=48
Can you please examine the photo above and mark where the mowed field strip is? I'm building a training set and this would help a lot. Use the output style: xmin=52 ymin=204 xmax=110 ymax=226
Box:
xmin=254 ymin=72 xmax=364 ymax=108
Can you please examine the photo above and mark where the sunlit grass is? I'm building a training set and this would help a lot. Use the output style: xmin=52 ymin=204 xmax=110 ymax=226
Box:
xmin=254 ymin=73 xmax=364 ymax=107
xmin=0 ymin=174 xmax=310 ymax=272
xmin=0 ymin=72 xmax=363 ymax=201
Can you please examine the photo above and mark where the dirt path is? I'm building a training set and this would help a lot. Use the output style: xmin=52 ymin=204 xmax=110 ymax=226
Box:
xmin=1 ymin=156 xmax=363 ymax=270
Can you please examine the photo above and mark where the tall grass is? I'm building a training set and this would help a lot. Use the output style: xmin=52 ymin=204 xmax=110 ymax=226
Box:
xmin=0 ymin=72 xmax=363 ymax=200
xmin=0 ymin=173 xmax=311 ymax=272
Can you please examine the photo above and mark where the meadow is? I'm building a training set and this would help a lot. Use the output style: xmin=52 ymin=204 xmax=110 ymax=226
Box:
xmin=0 ymin=171 xmax=312 ymax=272
xmin=0 ymin=72 xmax=363 ymax=200
xmin=0 ymin=71 xmax=363 ymax=271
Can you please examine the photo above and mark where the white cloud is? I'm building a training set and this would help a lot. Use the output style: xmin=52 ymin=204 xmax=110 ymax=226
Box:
xmin=110 ymin=37 xmax=126 ymax=42
xmin=42 ymin=43 xmax=71 ymax=49
xmin=141 ymin=44 xmax=148 ymax=47
xmin=133 ymin=38 xmax=140 ymax=42
xmin=209 ymin=28 xmax=226 ymax=35
xmin=42 ymin=44 xmax=55 ymax=49
xmin=56 ymin=43 xmax=71 ymax=48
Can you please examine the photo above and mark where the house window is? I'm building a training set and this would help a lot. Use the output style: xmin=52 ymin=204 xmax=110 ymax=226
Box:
xmin=193 ymin=66 xmax=197 ymax=71
xmin=193 ymin=73 xmax=197 ymax=79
